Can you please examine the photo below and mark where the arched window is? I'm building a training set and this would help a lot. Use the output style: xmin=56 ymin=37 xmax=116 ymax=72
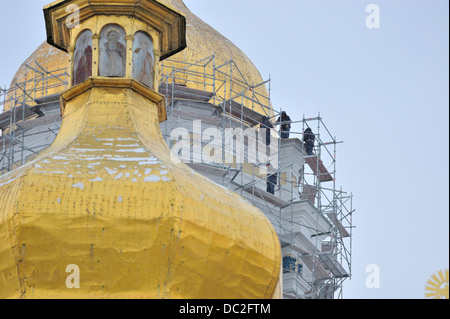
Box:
xmin=132 ymin=31 xmax=155 ymax=88
xmin=99 ymin=24 xmax=127 ymax=77
xmin=73 ymin=30 xmax=93 ymax=85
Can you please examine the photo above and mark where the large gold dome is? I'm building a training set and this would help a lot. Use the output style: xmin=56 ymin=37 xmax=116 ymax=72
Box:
xmin=6 ymin=0 xmax=272 ymax=116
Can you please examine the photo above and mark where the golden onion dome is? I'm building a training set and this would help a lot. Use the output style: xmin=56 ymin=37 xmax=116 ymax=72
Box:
xmin=5 ymin=0 xmax=272 ymax=116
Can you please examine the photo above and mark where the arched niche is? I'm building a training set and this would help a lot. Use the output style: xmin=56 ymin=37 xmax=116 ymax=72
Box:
xmin=99 ymin=24 xmax=127 ymax=77
xmin=73 ymin=29 xmax=93 ymax=85
xmin=132 ymin=31 xmax=155 ymax=88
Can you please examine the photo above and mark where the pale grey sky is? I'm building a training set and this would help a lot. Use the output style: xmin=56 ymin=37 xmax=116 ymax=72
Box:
xmin=0 ymin=0 xmax=448 ymax=299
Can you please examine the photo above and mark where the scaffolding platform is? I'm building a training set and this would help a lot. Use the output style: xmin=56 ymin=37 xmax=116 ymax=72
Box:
xmin=300 ymin=255 xmax=330 ymax=281
xmin=219 ymin=99 xmax=265 ymax=127
xmin=242 ymin=186 xmax=291 ymax=208
xmin=305 ymin=155 xmax=333 ymax=182
xmin=0 ymin=105 xmax=42 ymax=130
xmin=172 ymin=107 xmax=222 ymax=126
xmin=326 ymin=213 xmax=350 ymax=238
xmin=319 ymin=253 xmax=349 ymax=278
xmin=15 ymin=113 xmax=61 ymax=132
xmin=159 ymin=83 xmax=214 ymax=103
xmin=187 ymin=163 xmax=231 ymax=178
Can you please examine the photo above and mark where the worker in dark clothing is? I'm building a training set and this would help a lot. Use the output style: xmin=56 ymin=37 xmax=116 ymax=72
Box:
xmin=266 ymin=164 xmax=277 ymax=195
xmin=276 ymin=111 xmax=292 ymax=139
xmin=303 ymin=128 xmax=315 ymax=155
xmin=261 ymin=116 xmax=274 ymax=146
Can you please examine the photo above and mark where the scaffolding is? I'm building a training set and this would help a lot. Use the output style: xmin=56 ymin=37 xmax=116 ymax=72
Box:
xmin=0 ymin=54 xmax=354 ymax=299
xmin=299 ymin=115 xmax=354 ymax=299
xmin=0 ymin=61 xmax=68 ymax=174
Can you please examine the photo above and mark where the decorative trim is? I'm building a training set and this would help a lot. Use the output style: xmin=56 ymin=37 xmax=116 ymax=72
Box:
xmin=60 ymin=78 xmax=167 ymax=122
xmin=44 ymin=0 xmax=186 ymax=60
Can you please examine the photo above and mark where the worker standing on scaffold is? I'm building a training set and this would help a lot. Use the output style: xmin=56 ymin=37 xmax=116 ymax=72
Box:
xmin=276 ymin=111 xmax=292 ymax=139
xmin=303 ymin=127 xmax=315 ymax=155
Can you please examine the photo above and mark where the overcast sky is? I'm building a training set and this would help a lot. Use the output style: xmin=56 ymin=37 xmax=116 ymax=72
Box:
xmin=0 ymin=0 xmax=448 ymax=299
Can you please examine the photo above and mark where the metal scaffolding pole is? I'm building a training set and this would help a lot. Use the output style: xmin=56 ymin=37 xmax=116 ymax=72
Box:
xmin=0 ymin=60 xmax=69 ymax=173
